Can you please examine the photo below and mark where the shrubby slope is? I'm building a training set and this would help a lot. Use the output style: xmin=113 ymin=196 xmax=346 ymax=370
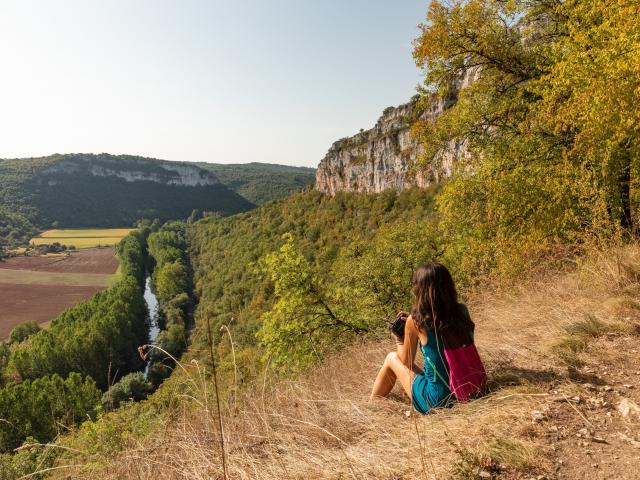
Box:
xmin=197 ymin=162 xmax=316 ymax=205
xmin=46 ymin=242 xmax=640 ymax=479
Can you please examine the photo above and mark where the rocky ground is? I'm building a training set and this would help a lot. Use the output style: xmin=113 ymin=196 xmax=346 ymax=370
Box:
xmin=531 ymin=335 xmax=640 ymax=480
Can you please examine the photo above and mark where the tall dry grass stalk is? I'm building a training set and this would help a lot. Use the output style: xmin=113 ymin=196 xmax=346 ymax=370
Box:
xmin=206 ymin=313 xmax=228 ymax=479
xmin=56 ymin=244 xmax=640 ymax=479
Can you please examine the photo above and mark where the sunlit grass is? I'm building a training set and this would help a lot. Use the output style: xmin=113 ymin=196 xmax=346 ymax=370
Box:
xmin=31 ymin=229 xmax=134 ymax=249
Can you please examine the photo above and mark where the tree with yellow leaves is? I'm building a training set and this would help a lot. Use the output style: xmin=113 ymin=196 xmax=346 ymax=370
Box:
xmin=413 ymin=0 xmax=640 ymax=277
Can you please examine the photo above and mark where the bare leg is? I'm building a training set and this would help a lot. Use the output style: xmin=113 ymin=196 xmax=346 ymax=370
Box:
xmin=371 ymin=351 xmax=415 ymax=399
xmin=396 ymin=339 xmax=423 ymax=375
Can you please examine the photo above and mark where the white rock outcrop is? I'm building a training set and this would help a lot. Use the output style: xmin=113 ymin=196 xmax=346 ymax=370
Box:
xmin=315 ymin=71 xmax=478 ymax=195
xmin=40 ymin=155 xmax=220 ymax=187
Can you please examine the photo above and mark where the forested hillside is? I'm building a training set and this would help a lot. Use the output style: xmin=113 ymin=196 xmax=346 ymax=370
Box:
xmin=0 ymin=155 xmax=315 ymax=249
xmin=188 ymin=187 xmax=440 ymax=377
xmin=0 ymin=157 xmax=52 ymax=246
xmin=196 ymin=162 xmax=315 ymax=205
xmin=0 ymin=154 xmax=254 ymax=248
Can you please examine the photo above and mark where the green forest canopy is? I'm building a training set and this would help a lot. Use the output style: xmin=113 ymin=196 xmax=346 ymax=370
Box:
xmin=0 ymin=155 xmax=314 ymax=248
xmin=196 ymin=162 xmax=316 ymax=206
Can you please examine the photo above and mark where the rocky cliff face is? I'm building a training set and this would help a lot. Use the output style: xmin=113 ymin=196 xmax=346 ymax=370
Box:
xmin=315 ymin=95 xmax=454 ymax=195
xmin=315 ymin=72 xmax=475 ymax=195
xmin=39 ymin=154 xmax=220 ymax=187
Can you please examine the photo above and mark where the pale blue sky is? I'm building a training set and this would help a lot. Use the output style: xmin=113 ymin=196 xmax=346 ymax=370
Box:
xmin=0 ymin=1 xmax=427 ymax=167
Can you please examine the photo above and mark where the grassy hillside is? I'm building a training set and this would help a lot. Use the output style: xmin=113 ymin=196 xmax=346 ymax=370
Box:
xmin=49 ymin=244 xmax=640 ymax=479
xmin=196 ymin=162 xmax=316 ymax=205
xmin=34 ymin=189 xmax=640 ymax=478
xmin=0 ymin=154 xmax=254 ymax=247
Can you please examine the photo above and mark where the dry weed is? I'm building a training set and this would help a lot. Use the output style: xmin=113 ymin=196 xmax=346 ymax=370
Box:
xmin=50 ymin=244 xmax=640 ymax=479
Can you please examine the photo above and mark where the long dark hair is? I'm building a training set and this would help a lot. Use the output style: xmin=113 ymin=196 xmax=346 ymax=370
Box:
xmin=411 ymin=261 xmax=474 ymax=346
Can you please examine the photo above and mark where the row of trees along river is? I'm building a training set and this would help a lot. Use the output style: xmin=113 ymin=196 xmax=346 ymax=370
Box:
xmin=0 ymin=220 xmax=194 ymax=454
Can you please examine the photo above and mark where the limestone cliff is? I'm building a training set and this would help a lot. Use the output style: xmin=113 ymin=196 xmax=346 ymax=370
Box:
xmin=315 ymin=79 xmax=471 ymax=194
xmin=39 ymin=154 xmax=220 ymax=187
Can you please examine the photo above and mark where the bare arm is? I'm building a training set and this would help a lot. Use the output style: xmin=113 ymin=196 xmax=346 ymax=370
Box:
xmin=397 ymin=312 xmax=420 ymax=368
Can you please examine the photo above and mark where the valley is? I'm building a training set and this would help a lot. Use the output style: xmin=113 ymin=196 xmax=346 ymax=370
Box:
xmin=0 ymin=0 xmax=638 ymax=478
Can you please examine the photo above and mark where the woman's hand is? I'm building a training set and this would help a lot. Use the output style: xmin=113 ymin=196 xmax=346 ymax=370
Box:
xmin=397 ymin=311 xmax=410 ymax=320
xmin=389 ymin=312 xmax=408 ymax=343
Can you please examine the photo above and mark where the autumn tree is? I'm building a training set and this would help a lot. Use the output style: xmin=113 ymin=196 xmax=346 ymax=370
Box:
xmin=413 ymin=0 xmax=640 ymax=277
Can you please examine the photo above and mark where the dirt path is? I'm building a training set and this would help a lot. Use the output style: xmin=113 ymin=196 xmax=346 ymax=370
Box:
xmin=535 ymin=335 xmax=640 ymax=480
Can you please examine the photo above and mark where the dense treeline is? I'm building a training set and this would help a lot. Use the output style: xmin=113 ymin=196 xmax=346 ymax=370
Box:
xmin=116 ymin=228 xmax=148 ymax=284
xmin=146 ymin=221 xmax=193 ymax=385
xmin=0 ymin=230 xmax=149 ymax=460
xmin=412 ymin=0 xmax=640 ymax=277
xmin=188 ymin=188 xmax=440 ymax=377
xmin=6 ymin=232 xmax=148 ymax=389
xmin=197 ymin=162 xmax=316 ymax=206
xmin=8 ymin=277 xmax=147 ymax=390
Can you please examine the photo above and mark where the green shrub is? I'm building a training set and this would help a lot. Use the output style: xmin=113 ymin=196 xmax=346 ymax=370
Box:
xmin=102 ymin=372 xmax=153 ymax=411
xmin=0 ymin=373 xmax=100 ymax=453
xmin=8 ymin=321 xmax=40 ymax=345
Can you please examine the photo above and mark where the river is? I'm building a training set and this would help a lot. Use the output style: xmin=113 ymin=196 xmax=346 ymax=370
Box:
xmin=143 ymin=274 xmax=160 ymax=378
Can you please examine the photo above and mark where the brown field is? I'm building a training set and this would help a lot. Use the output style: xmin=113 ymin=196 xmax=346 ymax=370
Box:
xmin=1 ymin=247 xmax=119 ymax=274
xmin=0 ymin=284 xmax=103 ymax=339
xmin=0 ymin=248 xmax=119 ymax=340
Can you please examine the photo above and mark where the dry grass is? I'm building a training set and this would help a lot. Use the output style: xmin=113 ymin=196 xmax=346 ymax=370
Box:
xmin=52 ymin=244 xmax=640 ymax=480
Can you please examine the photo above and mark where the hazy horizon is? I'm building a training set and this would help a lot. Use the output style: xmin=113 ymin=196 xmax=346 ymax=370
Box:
xmin=0 ymin=152 xmax=319 ymax=169
xmin=0 ymin=0 xmax=426 ymax=168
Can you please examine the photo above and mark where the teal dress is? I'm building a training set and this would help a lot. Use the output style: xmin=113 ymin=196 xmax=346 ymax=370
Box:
xmin=411 ymin=329 xmax=452 ymax=414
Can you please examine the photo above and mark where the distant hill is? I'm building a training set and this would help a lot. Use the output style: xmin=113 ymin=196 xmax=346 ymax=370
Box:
xmin=196 ymin=162 xmax=316 ymax=205
xmin=0 ymin=154 xmax=255 ymax=247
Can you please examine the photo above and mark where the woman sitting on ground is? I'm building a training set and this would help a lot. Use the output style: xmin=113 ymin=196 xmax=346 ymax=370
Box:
xmin=371 ymin=261 xmax=477 ymax=413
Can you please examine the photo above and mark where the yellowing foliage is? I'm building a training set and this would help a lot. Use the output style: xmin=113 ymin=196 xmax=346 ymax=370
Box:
xmin=413 ymin=0 xmax=640 ymax=278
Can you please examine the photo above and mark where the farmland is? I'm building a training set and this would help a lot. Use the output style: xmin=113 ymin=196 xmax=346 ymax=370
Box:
xmin=0 ymin=243 xmax=124 ymax=340
xmin=30 ymin=228 xmax=134 ymax=248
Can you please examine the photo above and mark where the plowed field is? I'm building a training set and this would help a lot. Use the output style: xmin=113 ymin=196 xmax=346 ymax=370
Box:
xmin=0 ymin=247 xmax=120 ymax=339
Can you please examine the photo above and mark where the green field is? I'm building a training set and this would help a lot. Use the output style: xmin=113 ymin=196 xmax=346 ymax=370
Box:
xmin=30 ymin=228 xmax=134 ymax=248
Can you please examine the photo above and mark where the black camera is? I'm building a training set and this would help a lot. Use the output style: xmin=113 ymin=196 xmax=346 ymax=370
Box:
xmin=389 ymin=313 xmax=407 ymax=339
